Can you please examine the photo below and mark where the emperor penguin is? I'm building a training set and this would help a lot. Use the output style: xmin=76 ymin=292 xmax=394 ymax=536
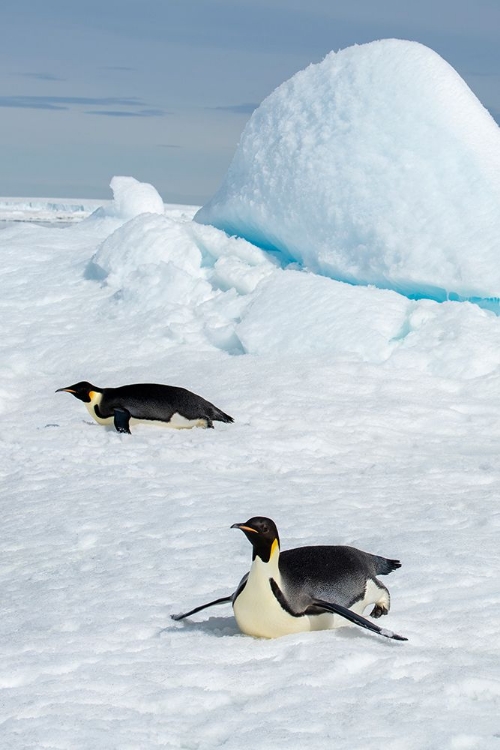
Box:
xmin=56 ymin=381 xmax=234 ymax=434
xmin=172 ymin=516 xmax=407 ymax=641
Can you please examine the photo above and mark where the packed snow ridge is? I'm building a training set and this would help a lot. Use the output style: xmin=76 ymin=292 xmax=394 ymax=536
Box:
xmin=196 ymin=39 xmax=500 ymax=308
xmin=81 ymin=171 xmax=500 ymax=378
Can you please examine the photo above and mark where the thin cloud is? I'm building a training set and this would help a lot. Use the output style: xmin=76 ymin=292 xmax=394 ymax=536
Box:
xmin=464 ymin=70 xmax=498 ymax=78
xmin=211 ymin=103 xmax=259 ymax=114
xmin=85 ymin=108 xmax=169 ymax=118
xmin=0 ymin=95 xmax=148 ymax=110
xmin=100 ymin=66 xmax=135 ymax=71
xmin=20 ymin=72 xmax=66 ymax=82
xmin=0 ymin=97 xmax=66 ymax=110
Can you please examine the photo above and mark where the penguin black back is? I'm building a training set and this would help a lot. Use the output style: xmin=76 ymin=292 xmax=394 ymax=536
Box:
xmin=278 ymin=545 xmax=401 ymax=612
xmin=100 ymin=383 xmax=233 ymax=422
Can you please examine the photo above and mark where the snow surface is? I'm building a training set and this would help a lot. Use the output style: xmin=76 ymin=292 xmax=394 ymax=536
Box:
xmin=196 ymin=39 xmax=500 ymax=306
xmin=1 ymin=168 xmax=500 ymax=748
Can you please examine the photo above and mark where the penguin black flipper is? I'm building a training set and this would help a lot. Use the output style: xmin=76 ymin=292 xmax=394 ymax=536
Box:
xmin=113 ymin=407 xmax=131 ymax=434
xmin=309 ymin=598 xmax=408 ymax=641
xmin=171 ymin=595 xmax=233 ymax=621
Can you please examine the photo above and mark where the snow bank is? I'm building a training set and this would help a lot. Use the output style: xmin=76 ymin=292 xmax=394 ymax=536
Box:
xmin=91 ymin=214 xmax=204 ymax=287
xmin=64 ymin=163 xmax=500 ymax=379
xmin=196 ymin=39 xmax=500 ymax=303
xmin=85 ymin=199 xmax=275 ymax=353
xmin=234 ymin=270 xmax=500 ymax=377
xmin=236 ymin=270 xmax=408 ymax=361
xmin=81 ymin=201 xmax=500 ymax=378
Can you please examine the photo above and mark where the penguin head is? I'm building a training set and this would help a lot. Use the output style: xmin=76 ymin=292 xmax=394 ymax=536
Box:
xmin=56 ymin=381 xmax=100 ymax=403
xmin=231 ymin=516 xmax=280 ymax=562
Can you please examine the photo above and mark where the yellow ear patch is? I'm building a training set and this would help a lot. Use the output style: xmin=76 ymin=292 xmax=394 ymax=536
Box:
xmin=270 ymin=538 xmax=279 ymax=557
xmin=89 ymin=391 xmax=96 ymax=400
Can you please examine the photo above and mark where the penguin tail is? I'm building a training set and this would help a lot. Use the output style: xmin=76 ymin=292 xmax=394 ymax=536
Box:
xmin=212 ymin=408 xmax=234 ymax=424
xmin=376 ymin=557 xmax=402 ymax=575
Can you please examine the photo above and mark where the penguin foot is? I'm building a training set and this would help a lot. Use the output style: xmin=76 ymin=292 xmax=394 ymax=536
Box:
xmin=370 ymin=604 xmax=389 ymax=618
xmin=113 ymin=407 xmax=132 ymax=434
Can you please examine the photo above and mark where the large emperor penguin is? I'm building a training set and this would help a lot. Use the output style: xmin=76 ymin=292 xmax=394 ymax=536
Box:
xmin=172 ymin=516 xmax=406 ymax=642
xmin=56 ymin=381 xmax=234 ymax=434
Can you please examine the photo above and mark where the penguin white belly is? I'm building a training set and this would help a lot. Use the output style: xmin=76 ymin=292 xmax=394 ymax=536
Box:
xmin=128 ymin=414 xmax=208 ymax=430
xmin=85 ymin=397 xmax=112 ymax=425
xmin=233 ymin=559 xmax=386 ymax=638
xmin=233 ymin=577 xmax=350 ymax=637
xmin=307 ymin=611 xmax=343 ymax=631
xmin=164 ymin=413 xmax=209 ymax=429
xmin=84 ymin=396 xmax=207 ymax=429
xmin=233 ymin=570 xmax=309 ymax=638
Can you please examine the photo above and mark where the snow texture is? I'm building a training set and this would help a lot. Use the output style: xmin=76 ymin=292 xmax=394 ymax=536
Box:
xmin=1 ymin=170 xmax=500 ymax=749
xmin=2 ymin=39 xmax=500 ymax=748
xmin=196 ymin=39 xmax=500 ymax=305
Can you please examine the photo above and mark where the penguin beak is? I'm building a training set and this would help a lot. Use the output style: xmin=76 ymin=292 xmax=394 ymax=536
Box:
xmin=55 ymin=387 xmax=75 ymax=393
xmin=231 ymin=523 xmax=258 ymax=534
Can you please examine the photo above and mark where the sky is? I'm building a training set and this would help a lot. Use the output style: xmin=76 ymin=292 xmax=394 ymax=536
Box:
xmin=1 ymin=0 xmax=500 ymax=204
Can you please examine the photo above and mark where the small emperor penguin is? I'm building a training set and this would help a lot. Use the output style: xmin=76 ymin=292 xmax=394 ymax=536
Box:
xmin=172 ymin=516 xmax=406 ymax=641
xmin=56 ymin=381 xmax=234 ymax=434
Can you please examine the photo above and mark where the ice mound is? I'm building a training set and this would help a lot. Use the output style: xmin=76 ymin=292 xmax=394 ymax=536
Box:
xmin=88 ymin=213 xmax=220 ymax=325
xmin=84 ymin=176 xmax=165 ymax=231
xmin=89 ymin=212 xmax=275 ymax=299
xmin=108 ymin=176 xmax=164 ymax=219
xmin=196 ymin=39 xmax=500 ymax=303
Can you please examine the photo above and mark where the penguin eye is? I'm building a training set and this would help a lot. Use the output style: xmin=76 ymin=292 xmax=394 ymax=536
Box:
xmin=261 ymin=524 xmax=269 ymax=534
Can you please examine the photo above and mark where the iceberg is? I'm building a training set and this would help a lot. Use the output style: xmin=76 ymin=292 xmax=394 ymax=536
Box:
xmin=196 ymin=40 xmax=500 ymax=305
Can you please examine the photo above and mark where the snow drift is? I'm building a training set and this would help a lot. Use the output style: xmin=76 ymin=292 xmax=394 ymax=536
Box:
xmin=195 ymin=39 xmax=500 ymax=303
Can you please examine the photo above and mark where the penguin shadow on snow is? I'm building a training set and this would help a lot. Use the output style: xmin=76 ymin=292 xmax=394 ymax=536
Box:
xmin=160 ymin=613 xmax=240 ymax=639
xmin=165 ymin=611 xmax=390 ymax=642
xmin=170 ymin=517 xmax=408 ymax=644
